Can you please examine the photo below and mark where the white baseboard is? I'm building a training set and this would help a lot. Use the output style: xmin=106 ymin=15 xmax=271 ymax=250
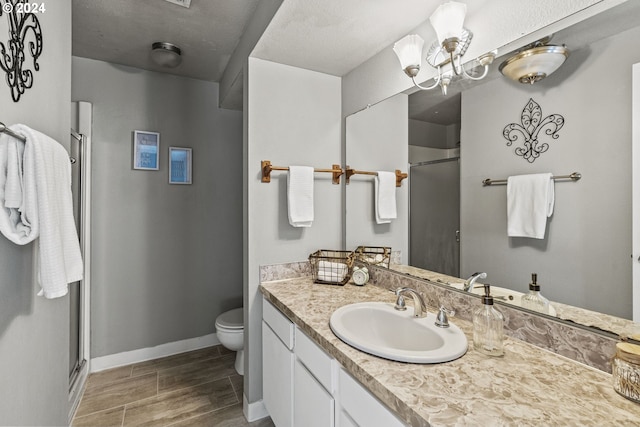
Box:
xmin=244 ymin=394 xmax=269 ymax=422
xmin=90 ymin=333 xmax=220 ymax=372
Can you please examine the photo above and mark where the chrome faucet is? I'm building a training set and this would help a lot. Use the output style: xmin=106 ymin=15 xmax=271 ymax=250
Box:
xmin=394 ymin=287 xmax=428 ymax=318
xmin=463 ymin=272 xmax=487 ymax=292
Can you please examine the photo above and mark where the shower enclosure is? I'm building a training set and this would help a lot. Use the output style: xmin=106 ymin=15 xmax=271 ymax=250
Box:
xmin=409 ymin=157 xmax=460 ymax=278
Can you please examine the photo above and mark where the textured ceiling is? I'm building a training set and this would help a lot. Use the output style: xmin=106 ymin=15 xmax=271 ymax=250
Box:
xmin=72 ymin=0 xmax=455 ymax=83
xmin=252 ymin=0 xmax=487 ymax=77
xmin=71 ymin=0 xmax=639 ymax=117
xmin=71 ymin=0 xmax=457 ymax=109
xmin=72 ymin=0 xmax=259 ymax=82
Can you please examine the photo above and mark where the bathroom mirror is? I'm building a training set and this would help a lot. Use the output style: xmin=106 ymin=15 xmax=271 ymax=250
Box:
xmin=345 ymin=1 xmax=640 ymax=336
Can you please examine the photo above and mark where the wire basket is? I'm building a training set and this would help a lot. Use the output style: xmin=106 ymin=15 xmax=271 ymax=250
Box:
xmin=309 ymin=250 xmax=355 ymax=285
xmin=354 ymin=246 xmax=391 ymax=268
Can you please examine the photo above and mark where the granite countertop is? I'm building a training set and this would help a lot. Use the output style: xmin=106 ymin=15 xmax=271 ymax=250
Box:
xmin=260 ymin=277 xmax=640 ymax=427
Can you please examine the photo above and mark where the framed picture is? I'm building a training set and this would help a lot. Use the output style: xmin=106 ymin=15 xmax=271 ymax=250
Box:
xmin=169 ymin=147 xmax=192 ymax=184
xmin=133 ymin=131 xmax=160 ymax=170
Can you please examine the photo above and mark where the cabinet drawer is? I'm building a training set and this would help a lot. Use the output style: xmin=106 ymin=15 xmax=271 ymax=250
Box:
xmin=338 ymin=368 xmax=407 ymax=427
xmin=295 ymin=326 xmax=335 ymax=393
xmin=263 ymin=298 xmax=294 ymax=350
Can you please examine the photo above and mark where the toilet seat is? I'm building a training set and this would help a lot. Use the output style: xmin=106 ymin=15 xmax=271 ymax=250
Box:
xmin=216 ymin=308 xmax=243 ymax=330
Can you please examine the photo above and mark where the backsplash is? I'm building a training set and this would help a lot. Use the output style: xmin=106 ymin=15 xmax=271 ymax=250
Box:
xmin=259 ymin=261 xmax=311 ymax=282
xmin=260 ymin=260 xmax=618 ymax=372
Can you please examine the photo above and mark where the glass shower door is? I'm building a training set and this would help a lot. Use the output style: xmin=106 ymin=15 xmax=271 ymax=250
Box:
xmin=409 ymin=158 xmax=460 ymax=277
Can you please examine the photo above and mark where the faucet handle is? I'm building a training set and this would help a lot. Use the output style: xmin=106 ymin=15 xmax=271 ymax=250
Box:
xmin=435 ymin=306 xmax=455 ymax=328
xmin=394 ymin=288 xmax=407 ymax=311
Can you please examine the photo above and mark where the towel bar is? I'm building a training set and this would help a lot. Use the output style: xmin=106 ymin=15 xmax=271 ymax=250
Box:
xmin=0 ymin=121 xmax=27 ymax=142
xmin=261 ymin=160 xmax=343 ymax=184
xmin=345 ymin=167 xmax=407 ymax=187
xmin=482 ymin=172 xmax=581 ymax=186
xmin=1 ymin=121 xmax=78 ymax=164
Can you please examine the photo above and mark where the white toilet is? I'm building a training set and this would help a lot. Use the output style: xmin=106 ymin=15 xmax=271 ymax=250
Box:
xmin=215 ymin=307 xmax=244 ymax=375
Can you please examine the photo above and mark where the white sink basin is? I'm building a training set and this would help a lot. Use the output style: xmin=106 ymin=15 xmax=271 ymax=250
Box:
xmin=329 ymin=302 xmax=468 ymax=364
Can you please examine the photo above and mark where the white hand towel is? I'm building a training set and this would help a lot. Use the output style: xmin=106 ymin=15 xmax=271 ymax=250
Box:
xmin=507 ymin=173 xmax=555 ymax=239
xmin=375 ymin=171 xmax=397 ymax=224
xmin=287 ymin=166 xmax=314 ymax=227
xmin=0 ymin=131 xmax=39 ymax=244
xmin=317 ymin=260 xmax=348 ymax=283
xmin=15 ymin=124 xmax=83 ymax=298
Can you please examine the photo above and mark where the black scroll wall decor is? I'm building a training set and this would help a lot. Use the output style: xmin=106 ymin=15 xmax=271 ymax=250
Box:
xmin=0 ymin=0 xmax=44 ymax=102
xmin=502 ymin=98 xmax=564 ymax=163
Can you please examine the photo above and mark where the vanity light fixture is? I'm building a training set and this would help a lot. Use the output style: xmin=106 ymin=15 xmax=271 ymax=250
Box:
xmin=499 ymin=37 xmax=569 ymax=84
xmin=392 ymin=1 xmax=495 ymax=96
xmin=151 ymin=42 xmax=182 ymax=68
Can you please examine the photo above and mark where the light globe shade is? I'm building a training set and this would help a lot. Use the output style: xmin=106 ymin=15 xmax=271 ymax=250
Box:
xmin=151 ymin=42 xmax=182 ymax=68
xmin=499 ymin=45 xmax=569 ymax=84
xmin=393 ymin=34 xmax=425 ymax=71
xmin=429 ymin=1 xmax=467 ymax=44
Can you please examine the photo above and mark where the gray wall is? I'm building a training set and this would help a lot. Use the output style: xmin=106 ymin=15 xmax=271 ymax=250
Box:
xmin=72 ymin=57 xmax=243 ymax=357
xmin=461 ymin=25 xmax=640 ymax=318
xmin=245 ymin=57 xmax=342 ymax=410
xmin=0 ymin=1 xmax=72 ymax=425
xmin=409 ymin=119 xmax=459 ymax=149
xmin=345 ymin=93 xmax=409 ymax=261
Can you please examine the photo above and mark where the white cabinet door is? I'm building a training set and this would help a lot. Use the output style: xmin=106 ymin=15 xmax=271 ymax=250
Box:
xmin=338 ymin=410 xmax=359 ymax=427
xmin=294 ymin=359 xmax=335 ymax=427
xmin=262 ymin=321 xmax=294 ymax=427
xmin=338 ymin=368 xmax=407 ymax=427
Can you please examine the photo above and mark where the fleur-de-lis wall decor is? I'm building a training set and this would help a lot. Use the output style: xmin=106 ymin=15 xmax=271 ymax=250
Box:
xmin=502 ymin=98 xmax=564 ymax=163
xmin=0 ymin=0 xmax=44 ymax=102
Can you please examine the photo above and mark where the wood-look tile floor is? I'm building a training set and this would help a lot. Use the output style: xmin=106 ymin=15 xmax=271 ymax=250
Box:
xmin=72 ymin=345 xmax=274 ymax=427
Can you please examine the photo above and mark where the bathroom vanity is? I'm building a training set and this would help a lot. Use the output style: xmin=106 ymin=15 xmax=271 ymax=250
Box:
xmin=262 ymin=297 xmax=407 ymax=427
xmin=260 ymin=275 xmax=640 ymax=426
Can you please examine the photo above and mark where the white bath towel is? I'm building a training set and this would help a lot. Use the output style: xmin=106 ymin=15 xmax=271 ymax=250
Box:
xmin=12 ymin=124 xmax=83 ymax=298
xmin=287 ymin=166 xmax=314 ymax=227
xmin=375 ymin=171 xmax=397 ymax=224
xmin=507 ymin=173 xmax=555 ymax=239
xmin=0 ymin=130 xmax=38 ymax=244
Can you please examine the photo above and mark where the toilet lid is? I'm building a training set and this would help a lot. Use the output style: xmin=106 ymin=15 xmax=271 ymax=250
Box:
xmin=216 ymin=308 xmax=243 ymax=329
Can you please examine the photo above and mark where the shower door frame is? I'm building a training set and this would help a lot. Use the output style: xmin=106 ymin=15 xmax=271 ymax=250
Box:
xmin=69 ymin=102 xmax=92 ymax=422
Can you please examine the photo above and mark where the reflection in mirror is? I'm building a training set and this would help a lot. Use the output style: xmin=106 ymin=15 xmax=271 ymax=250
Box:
xmin=345 ymin=93 xmax=409 ymax=264
xmin=346 ymin=1 xmax=640 ymax=337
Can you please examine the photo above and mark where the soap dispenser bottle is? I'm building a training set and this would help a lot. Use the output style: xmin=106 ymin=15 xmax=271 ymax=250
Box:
xmin=473 ymin=284 xmax=504 ymax=357
xmin=521 ymin=273 xmax=550 ymax=314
